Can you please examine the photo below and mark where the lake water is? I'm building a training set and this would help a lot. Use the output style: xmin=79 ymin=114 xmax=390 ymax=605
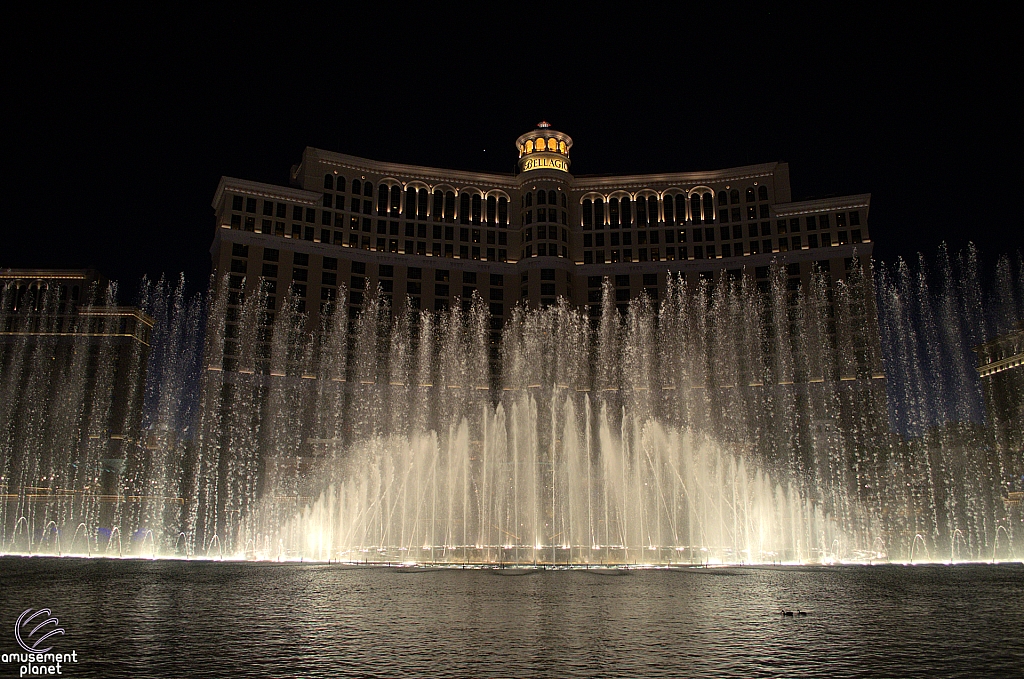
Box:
xmin=0 ymin=557 xmax=1021 ymax=678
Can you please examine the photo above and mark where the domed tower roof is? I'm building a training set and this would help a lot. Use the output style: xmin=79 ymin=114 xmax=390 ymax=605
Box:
xmin=515 ymin=122 xmax=572 ymax=174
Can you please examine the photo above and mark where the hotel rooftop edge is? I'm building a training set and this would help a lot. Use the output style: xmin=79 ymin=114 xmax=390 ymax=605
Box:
xmin=210 ymin=123 xmax=872 ymax=333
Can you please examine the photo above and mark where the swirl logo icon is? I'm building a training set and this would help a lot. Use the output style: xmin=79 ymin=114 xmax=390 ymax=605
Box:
xmin=14 ymin=609 xmax=65 ymax=653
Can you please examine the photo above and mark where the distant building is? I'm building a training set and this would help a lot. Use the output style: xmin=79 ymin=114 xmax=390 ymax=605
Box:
xmin=208 ymin=123 xmax=880 ymax=376
xmin=0 ymin=269 xmax=154 ymax=529
xmin=975 ymin=326 xmax=1024 ymax=491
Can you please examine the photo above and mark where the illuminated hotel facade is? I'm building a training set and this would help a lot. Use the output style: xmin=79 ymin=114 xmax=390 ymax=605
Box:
xmin=209 ymin=123 xmax=874 ymax=361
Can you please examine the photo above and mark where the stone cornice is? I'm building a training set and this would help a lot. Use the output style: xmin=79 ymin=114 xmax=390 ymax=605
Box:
xmin=773 ymin=194 xmax=871 ymax=216
xmin=213 ymin=177 xmax=322 ymax=209
xmin=305 ymin=148 xmax=518 ymax=189
xmin=570 ymin=163 xmax=781 ymax=192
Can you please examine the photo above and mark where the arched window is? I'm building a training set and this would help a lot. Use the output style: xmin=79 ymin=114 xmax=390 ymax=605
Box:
xmin=548 ymin=190 xmax=556 ymax=205
xmin=418 ymin=189 xmax=428 ymax=219
xmin=703 ymin=193 xmax=714 ymax=222
xmin=561 ymin=193 xmax=567 ymax=207
xmin=594 ymin=198 xmax=605 ymax=228
xmin=675 ymin=195 xmax=686 ymax=225
xmin=621 ymin=196 xmax=632 ymax=227
xmin=444 ymin=191 xmax=456 ymax=223
xmin=363 ymin=181 xmax=373 ymax=197
xmin=537 ymin=190 xmax=546 ymax=205
xmin=730 ymin=188 xmax=740 ymax=204
xmin=471 ymin=194 xmax=482 ymax=225
xmin=664 ymin=196 xmax=675 ymax=225
xmin=758 ymin=185 xmax=769 ymax=201
xmin=525 ymin=192 xmax=533 ymax=207
xmin=583 ymin=199 xmax=593 ymax=229
xmin=691 ymin=194 xmax=701 ymax=224
xmin=459 ymin=193 xmax=470 ymax=224
xmin=648 ymin=196 xmax=659 ymax=225
xmin=390 ymin=185 xmax=401 ymax=214
xmin=405 ymin=187 xmax=416 ymax=217
xmin=352 ymin=179 xmax=362 ymax=195
xmin=745 ymin=187 xmax=755 ymax=202
xmin=336 ymin=176 xmax=346 ymax=193
xmin=609 ymin=198 xmax=620 ymax=228
xmin=377 ymin=184 xmax=388 ymax=215
xmin=324 ymin=174 xmax=334 ymax=190
xmin=718 ymin=190 xmax=728 ymax=206
xmin=433 ymin=190 xmax=444 ymax=221
xmin=498 ymin=197 xmax=508 ymax=226
xmin=486 ymin=196 xmax=496 ymax=223
xmin=636 ymin=196 xmax=647 ymax=227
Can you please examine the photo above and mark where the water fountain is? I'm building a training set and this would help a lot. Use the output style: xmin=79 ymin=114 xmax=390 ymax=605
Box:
xmin=1 ymin=249 xmax=1022 ymax=564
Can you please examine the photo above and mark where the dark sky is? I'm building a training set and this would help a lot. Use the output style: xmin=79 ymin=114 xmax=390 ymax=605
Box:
xmin=3 ymin=8 xmax=1019 ymax=296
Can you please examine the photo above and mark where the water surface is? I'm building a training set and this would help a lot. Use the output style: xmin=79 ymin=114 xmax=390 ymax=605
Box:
xmin=1 ymin=558 xmax=1021 ymax=678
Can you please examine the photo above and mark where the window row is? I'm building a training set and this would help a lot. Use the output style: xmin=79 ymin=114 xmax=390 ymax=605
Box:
xmin=523 ymin=209 xmax=567 ymax=225
xmin=581 ymin=194 xmax=719 ymax=228
xmin=523 ymin=190 xmax=568 ymax=208
xmin=579 ymin=230 xmax=864 ymax=264
xmin=319 ymin=179 xmax=512 ymax=225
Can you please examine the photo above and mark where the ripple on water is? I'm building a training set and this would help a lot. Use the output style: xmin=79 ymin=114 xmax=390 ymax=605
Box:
xmin=0 ymin=558 xmax=1021 ymax=678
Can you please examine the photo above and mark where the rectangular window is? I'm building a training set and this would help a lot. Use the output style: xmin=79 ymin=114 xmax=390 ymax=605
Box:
xmin=263 ymin=201 xmax=274 ymax=216
xmin=245 ymin=197 xmax=257 ymax=213
xmin=849 ymin=211 xmax=860 ymax=226
xmin=262 ymin=263 xmax=278 ymax=277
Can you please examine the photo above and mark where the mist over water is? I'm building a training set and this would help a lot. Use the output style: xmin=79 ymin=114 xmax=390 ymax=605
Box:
xmin=2 ymin=247 xmax=1022 ymax=564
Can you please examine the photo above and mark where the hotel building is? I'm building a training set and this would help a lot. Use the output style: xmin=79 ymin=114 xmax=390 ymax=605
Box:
xmin=209 ymin=123 xmax=875 ymax=369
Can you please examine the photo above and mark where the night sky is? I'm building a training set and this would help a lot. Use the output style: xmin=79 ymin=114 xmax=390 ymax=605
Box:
xmin=4 ymin=8 xmax=1019 ymax=297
